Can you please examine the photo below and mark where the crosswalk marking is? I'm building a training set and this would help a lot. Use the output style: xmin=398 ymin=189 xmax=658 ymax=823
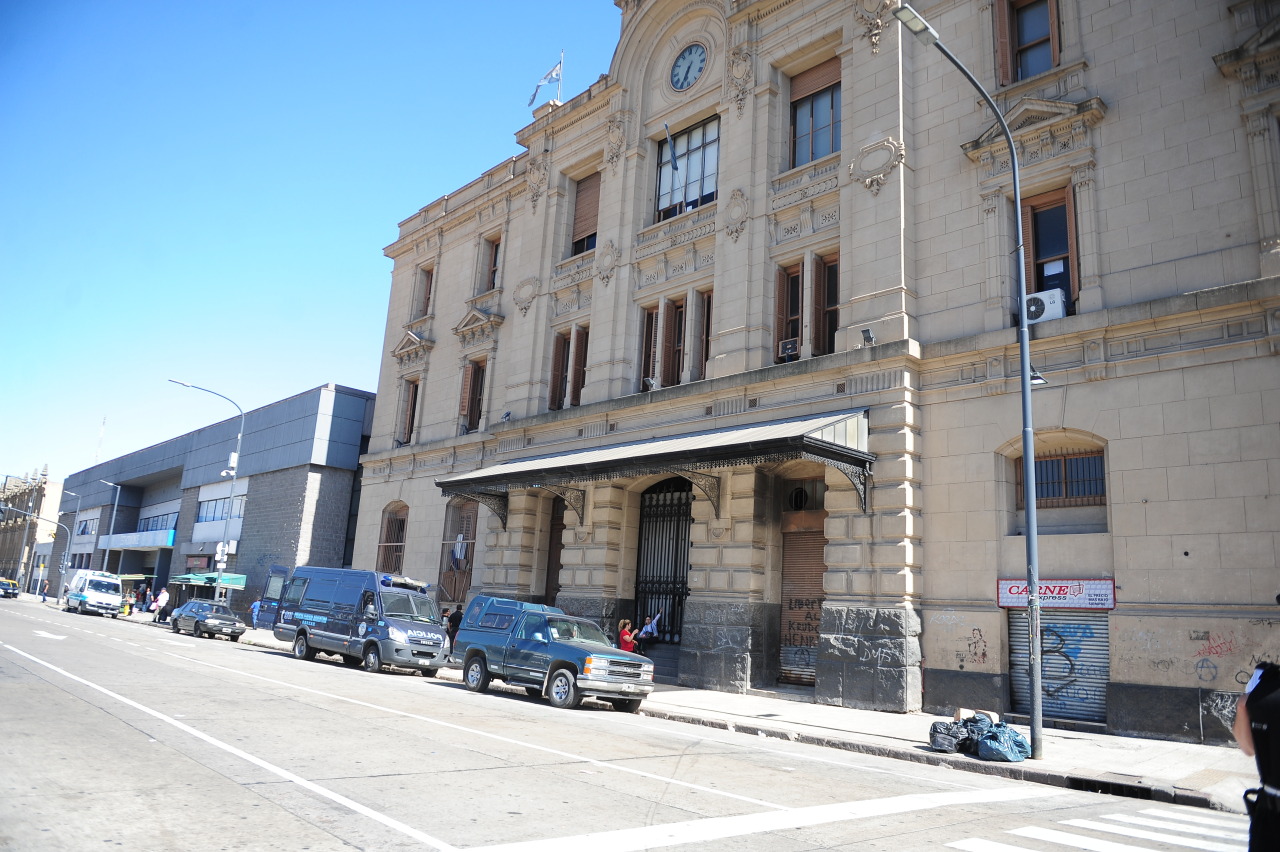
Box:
xmin=1012 ymin=825 xmax=1235 ymax=852
xmin=1137 ymin=809 xmax=1248 ymax=830
xmin=1057 ymin=818 xmax=1243 ymax=851
xmin=1098 ymin=813 xmax=1247 ymax=841
xmin=946 ymin=840 xmax=1034 ymax=852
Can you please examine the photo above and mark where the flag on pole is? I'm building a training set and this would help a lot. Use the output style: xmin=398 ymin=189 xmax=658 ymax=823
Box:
xmin=528 ymin=60 xmax=563 ymax=106
xmin=664 ymin=123 xmax=679 ymax=172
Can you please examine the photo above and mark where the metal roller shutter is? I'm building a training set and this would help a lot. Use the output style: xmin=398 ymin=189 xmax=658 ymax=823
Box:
xmin=1009 ymin=609 xmax=1109 ymax=723
xmin=779 ymin=530 xmax=826 ymax=685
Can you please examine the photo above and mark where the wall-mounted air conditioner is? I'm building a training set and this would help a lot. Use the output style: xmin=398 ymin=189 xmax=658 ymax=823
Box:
xmin=1026 ymin=288 xmax=1067 ymax=325
xmin=777 ymin=338 xmax=799 ymax=358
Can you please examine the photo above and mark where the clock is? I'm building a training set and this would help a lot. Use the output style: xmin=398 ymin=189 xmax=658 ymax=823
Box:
xmin=670 ymin=43 xmax=708 ymax=91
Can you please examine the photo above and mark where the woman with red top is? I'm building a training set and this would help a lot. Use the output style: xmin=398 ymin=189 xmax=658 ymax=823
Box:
xmin=617 ymin=619 xmax=635 ymax=652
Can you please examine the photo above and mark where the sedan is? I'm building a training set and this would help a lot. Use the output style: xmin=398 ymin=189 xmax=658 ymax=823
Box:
xmin=170 ymin=600 xmax=246 ymax=641
xmin=0 ymin=578 xmax=18 ymax=598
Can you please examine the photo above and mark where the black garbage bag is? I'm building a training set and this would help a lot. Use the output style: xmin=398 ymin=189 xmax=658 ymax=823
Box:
xmin=928 ymin=720 xmax=970 ymax=753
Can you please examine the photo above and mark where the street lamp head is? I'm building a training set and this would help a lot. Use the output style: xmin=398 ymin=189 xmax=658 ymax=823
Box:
xmin=1029 ymin=368 xmax=1049 ymax=386
xmin=892 ymin=3 xmax=940 ymax=47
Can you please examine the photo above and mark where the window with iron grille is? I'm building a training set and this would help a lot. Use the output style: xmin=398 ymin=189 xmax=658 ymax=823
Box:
xmin=377 ymin=503 xmax=408 ymax=575
xmin=1016 ymin=451 xmax=1105 ymax=509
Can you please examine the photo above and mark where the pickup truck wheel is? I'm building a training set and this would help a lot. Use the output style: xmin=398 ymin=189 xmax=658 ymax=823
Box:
xmin=547 ymin=668 xmax=582 ymax=709
xmin=464 ymin=656 xmax=490 ymax=693
xmin=363 ymin=644 xmax=382 ymax=673
xmin=293 ymin=633 xmax=318 ymax=661
xmin=229 ymin=634 xmax=240 ymax=642
xmin=524 ymin=687 xmax=542 ymax=698
xmin=422 ymin=668 xmax=438 ymax=678
xmin=610 ymin=698 xmax=643 ymax=713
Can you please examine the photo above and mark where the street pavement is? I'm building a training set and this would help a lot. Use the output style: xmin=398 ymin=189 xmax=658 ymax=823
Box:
xmin=109 ymin=600 xmax=1257 ymax=815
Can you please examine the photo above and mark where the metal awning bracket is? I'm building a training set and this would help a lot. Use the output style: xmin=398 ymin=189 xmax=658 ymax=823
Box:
xmin=440 ymin=487 xmax=509 ymax=529
xmin=536 ymin=484 xmax=586 ymax=525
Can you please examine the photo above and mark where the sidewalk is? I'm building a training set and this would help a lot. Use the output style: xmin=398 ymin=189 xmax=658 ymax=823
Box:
xmin=128 ymin=608 xmax=1255 ymax=814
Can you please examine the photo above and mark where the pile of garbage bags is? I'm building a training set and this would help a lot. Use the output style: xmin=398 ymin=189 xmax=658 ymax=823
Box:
xmin=928 ymin=709 xmax=1031 ymax=762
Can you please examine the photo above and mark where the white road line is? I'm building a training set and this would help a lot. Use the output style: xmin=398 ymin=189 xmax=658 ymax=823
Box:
xmin=1138 ymin=808 xmax=1249 ymax=829
xmin=466 ymin=787 xmax=1063 ymax=852
xmin=173 ymin=652 xmax=792 ymax=810
xmin=947 ymin=840 xmax=1034 ymax=852
xmin=1099 ymin=813 xmax=1247 ymax=841
xmin=1058 ymin=818 xmax=1245 ymax=851
xmin=2 ymin=643 xmax=459 ymax=852
xmin=1014 ymin=824 xmax=1243 ymax=852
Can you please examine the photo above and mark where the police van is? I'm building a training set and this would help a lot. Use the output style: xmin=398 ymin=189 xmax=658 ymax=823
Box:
xmin=271 ymin=566 xmax=448 ymax=675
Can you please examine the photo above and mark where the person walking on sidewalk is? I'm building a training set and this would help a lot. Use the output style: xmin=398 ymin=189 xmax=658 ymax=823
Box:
xmin=152 ymin=587 xmax=170 ymax=623
xmin=41 ymin=580 xmax=48 ymax=602
xmin=1234 ymin=643 xmax=1280 ymax=848
xmin=250 ymin=598 xmax=262 ymax=629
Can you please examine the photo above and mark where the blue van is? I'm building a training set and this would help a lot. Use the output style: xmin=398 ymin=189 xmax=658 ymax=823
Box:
xmin=272 ymin=566 xmax=448 ymax=675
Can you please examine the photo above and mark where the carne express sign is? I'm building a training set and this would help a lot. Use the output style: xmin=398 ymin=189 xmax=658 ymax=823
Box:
xmin=997 ymin=579 xmax=1115 ymax=609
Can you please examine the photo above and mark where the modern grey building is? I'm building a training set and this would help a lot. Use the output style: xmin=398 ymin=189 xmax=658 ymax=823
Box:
xmin=52 ymin=384 xmax=374 ymax=619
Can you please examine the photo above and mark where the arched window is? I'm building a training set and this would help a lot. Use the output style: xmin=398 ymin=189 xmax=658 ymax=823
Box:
xmin=377 ymin=503 xmax=408 ymax=575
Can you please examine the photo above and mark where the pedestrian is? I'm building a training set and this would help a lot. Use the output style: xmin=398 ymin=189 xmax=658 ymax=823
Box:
xmin=441 ymin=608 xmax=452 ymax=655
xmin=137 ymin=584 xmax=148 ymax=613
xmin=152 ymin=587 xmax=170 ymax=623
xmin=1235 ymin=633 xmax=1280 ymax=848
xmin=250 ymin=598 xmax=262 ymax=629
xmin=447 ymin=605 xmax=463 ymax=660
xmin=618 ymin=619 xmax=635 ymax=652
xmin=41 ymin=580 xmax=48 ymax=602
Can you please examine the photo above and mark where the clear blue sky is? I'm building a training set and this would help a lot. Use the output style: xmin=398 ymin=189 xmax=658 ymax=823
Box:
xmin=0 ymin=1 xmax=620 ymax=485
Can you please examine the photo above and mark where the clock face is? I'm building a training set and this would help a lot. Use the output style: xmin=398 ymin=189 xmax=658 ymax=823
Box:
xmin=670 ymin=43 xmax=708 ymax=91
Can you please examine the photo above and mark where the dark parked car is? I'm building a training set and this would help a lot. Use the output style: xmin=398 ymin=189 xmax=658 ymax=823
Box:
xmin=170 ymin=600 xmax=246 ymax=641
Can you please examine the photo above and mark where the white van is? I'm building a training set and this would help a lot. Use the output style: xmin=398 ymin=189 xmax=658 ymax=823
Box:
xmin=65 ymin=570 xmax=122 ymax=617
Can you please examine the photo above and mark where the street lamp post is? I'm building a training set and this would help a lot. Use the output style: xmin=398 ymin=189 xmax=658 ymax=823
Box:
xmin=892 ymin=2 xmax=1045 ymax=758
xmin=62 ymin=490 xmax=83 ymax=587
xmin=170 ymin=380 xmax=244 ymax=600
xmin=98 ymin=479 xmax=121 ymax=575
xmin=0 ymin=503 xmax=73 ymax=594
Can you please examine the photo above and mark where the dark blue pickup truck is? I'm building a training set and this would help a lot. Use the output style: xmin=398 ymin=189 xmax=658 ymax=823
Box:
xmin=453 ymin=596 xmax=655 ymax=712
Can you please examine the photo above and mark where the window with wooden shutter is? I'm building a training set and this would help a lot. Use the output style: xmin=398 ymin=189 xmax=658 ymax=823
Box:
xmin=662 ymin=299 xmax=685 ymax=388
xmin=484 ymin=238 xmax=501 ymax=292
xmin=400 ymin=378 xmax=419 ymax=445
xmin=1021 ymin=187 xmax=1076 ymax=304
xmin=776 ymin=266 xmax=801 ymax=363
xmin=570 ymin=326 xmax=589 ymax=406
xmin=459 ymin=363 xmax=475 ymax=418
xmin=549 ymin=332 xmax=570 ymax=411
xmin=791 ymin=57 xmax=841 ymax=168
xmin=996 ymin=0 xmax=1058 ymax=85
xmin=697 ymin=290 xmax=713 ymax=380
xmin=815 ymin=256 xmax=839 ymax=356
xmin=417 ymin=267 xmax=434 ymax=319
xmin=641 ymin=307 xmax=659 ymax=389
xmin=571 ymin=173 xmax=600 ymax=256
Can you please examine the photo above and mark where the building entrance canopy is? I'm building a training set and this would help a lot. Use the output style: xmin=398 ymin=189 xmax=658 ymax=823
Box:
xmin=436 ymin=411 xmax=874 ymax=527
xmin=169 ymin=572 xmax=247 ymax=590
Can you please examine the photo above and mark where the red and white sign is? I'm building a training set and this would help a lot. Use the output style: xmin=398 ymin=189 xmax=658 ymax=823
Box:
xmin=997 ymin=579 xmax=1115 ymax=610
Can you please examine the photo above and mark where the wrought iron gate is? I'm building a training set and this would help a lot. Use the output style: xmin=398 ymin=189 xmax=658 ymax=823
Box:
xmin=634 ymin=479 xmax=692 ymax=644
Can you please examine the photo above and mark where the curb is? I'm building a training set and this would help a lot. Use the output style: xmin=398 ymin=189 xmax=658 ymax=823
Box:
xmin=630 ymin=706 xmax=1224 ymax=812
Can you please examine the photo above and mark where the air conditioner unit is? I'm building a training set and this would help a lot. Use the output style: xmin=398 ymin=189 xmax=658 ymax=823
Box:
xmin=1026 ymin=288 xmax=1067 ymax=325
xmin=777 ymin=338 xmax=799 ymax=358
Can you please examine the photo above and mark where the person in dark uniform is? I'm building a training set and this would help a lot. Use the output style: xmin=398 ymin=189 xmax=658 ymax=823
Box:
xmin=446 ymin=606 xmax=463 ymax=660
xmin=1235 ymin=654 xmax=1280 ymax=849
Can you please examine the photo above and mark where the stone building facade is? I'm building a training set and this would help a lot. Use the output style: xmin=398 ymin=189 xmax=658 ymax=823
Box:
xmin=355 ymin=0 xmax=1280 ymax=741
xmin=53 ymin=384 xmax=374 ymax=622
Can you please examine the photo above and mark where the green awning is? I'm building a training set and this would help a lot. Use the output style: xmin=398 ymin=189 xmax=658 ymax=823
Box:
xmin=169 ymin=572 xmax=247 ymax=590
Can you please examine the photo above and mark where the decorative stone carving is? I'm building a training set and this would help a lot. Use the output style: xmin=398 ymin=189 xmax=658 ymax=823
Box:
xmin=724 ymin=188 xmax=749 ymax=242
xmin=452 ymin=307 xmax=504 ymax=350
xmin=727 ymin=45 xmax=754 ymax=118
xmin=527 ymin=153 xmax=549 ymax=212
xmin=513 ymin=277 xmax=540 ymax=316
xmin=391 ymin=330 xmax=433 ymax=368
xmin=606 ymin=114 xmax=626 ymax=171
xmin=963 ymin=97 xmax=1107 ymax=179
xmin=853 ymin=0 xmax=894 ymax=54
xmin=851 ymin=137 xmax=906 ymax=195
xmin=596 ymin=239 xmax=619 ymax=285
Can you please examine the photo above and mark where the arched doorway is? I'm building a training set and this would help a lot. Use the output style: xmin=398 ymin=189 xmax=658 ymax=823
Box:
xmin=440 ymin=499 xmax=477 ymax=604
xmin=779 ymin=477 xmax=828 ymax=686
xmin=376 ymin=502 xmax=408 ymax=575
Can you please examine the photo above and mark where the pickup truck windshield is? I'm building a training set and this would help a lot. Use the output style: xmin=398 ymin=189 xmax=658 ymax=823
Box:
xmin=546 ymin=617 xmax=610 ymax=646
xmin=380 ymin=591 xmax=438 ymax=623
xmin=88 ymin=580 xmax=119 ymax=594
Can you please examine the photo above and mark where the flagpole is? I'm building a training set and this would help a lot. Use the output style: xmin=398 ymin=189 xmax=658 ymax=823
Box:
xmin=557 ymin=49 xmax=563 ymax=102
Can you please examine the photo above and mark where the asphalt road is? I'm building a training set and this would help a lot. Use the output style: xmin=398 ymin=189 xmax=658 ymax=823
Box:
xmin=0 ymin=597 xmax=1251 ymax=851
